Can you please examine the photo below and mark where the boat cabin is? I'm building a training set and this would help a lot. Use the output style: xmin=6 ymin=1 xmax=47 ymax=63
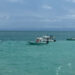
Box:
xmin=36 ymin=37 xmax=43 ymax=43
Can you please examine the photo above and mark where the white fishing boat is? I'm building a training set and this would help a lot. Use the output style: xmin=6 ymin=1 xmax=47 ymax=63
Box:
xmin=29 ymin=35 xmax=56 ymax=45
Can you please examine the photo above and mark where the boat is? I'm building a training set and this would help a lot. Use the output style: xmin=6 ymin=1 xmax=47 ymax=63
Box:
xmin=29 ymin=35 xmax=56 ymax=45
xmin=67 ymin=38 xmax=75 ymax=41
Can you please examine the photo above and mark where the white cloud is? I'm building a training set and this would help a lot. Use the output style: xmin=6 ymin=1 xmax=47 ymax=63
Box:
xmin=39 ymin=19 xmax=59 ymax=22
xmin=66 ymin=0 xmax=75 ymax=3
xmin=42 ymin=5 xmax=52 ymax=10
xmin=0 ymin=14 xmax=10 ymax=21
xmin=60 ymin=8 xmax=75 ymax=19
xmin=54 ymin=13 xmax=75 ymax=22
xmin=7 ymin=0 xmax=24 ymax=3
xmin=66 ymin=14 xmax=75 ymax=19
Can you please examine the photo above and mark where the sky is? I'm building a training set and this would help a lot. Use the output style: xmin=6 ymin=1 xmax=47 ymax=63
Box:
xmin=0 ymin=0 xmax=75 ymax=31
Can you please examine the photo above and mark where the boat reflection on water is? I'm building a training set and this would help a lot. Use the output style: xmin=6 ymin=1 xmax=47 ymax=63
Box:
xmin=29 ymin=35 xmax=56 ymax=45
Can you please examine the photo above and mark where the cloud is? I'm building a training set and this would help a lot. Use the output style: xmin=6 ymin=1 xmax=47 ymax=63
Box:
xmin=42 ymin=5 xmax=52 ymax=10
xmin=53 ymin=14 xmax=75 ymax=23
xmin=39 ymin=18 xmax=60 ymax=22
xmin=0 ymin=16 xmax=9 ymax=20
xmin=66 ymin=0 xmax=75 ymax=3
xmin=0 ymin=13 xmax=10 ymax=22
xmin=60 ymin=9 xmax=75 ymax=20
xmin=7 ymin=0 xmax=24 ymax=3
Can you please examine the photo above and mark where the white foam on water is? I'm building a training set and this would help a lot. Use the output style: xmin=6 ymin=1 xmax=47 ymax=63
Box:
xmin=56 ymin=63 xmax=72 ymax=75
xmin=56 ymin=66 xmax=62 ymax=75
xmin=67 ymin=63 xmax=72 ymax=68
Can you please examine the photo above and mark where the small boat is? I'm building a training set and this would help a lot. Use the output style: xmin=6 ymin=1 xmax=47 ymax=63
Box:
xmin=29 ymin=35 xmax=56 ymax=45
xmin=67 ymin=38 xmax=75 ymax=41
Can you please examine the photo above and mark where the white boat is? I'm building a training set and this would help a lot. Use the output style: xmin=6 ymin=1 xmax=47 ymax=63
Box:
xmin=29 ymin=35 xmax=56 ymax=45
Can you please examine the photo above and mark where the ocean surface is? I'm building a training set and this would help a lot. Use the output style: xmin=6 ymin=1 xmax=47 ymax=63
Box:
xmin=0 ymin=31 xmax=75 ymax=75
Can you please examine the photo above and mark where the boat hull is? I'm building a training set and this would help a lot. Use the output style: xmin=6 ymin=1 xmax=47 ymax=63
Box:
xmin=67 ymin=38 xmax=75 ymax=41
xmin=29 ymin=41 xmax=47 ymax=45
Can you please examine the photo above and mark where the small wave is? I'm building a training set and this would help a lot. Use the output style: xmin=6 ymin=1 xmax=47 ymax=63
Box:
xmin=56 ymin=63 xmax=72 ymax=75
xmin=67 ymin=63 xmax=72 ymax=69
xmin=56 ymin=66 xmax=62 ymax=75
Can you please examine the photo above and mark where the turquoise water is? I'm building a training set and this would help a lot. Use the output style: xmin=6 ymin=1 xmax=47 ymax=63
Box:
xmin=0 ymin=31 xmax=75 ymax=75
